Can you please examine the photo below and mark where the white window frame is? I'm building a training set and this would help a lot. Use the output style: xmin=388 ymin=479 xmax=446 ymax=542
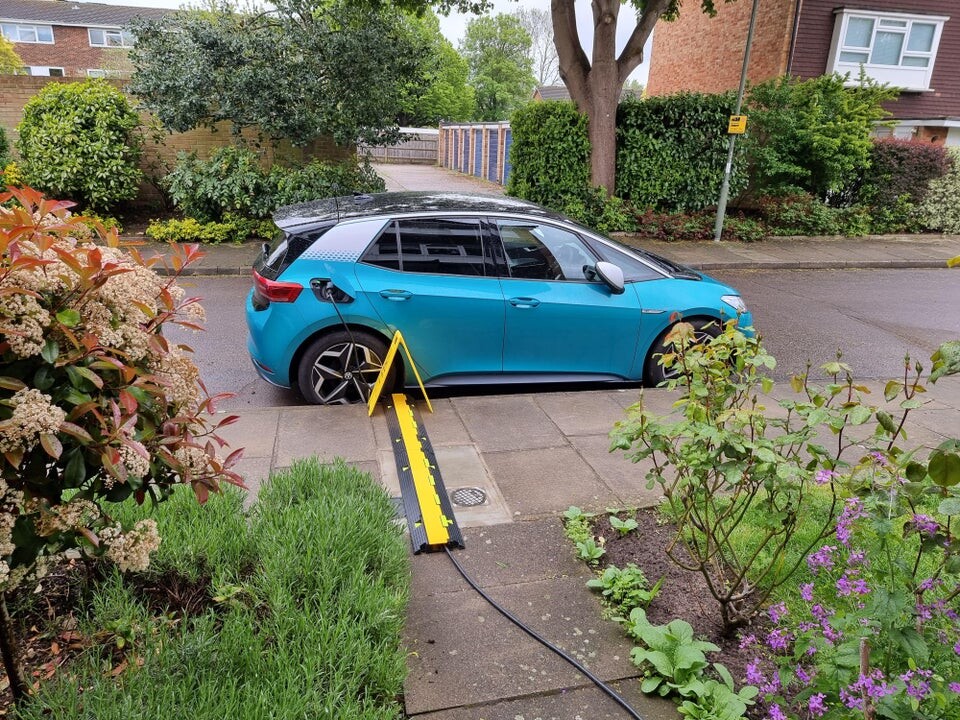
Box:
xmin=27 ymin=66 xmax=65 ymax=77
xmin=827 ymin=9 xmax=949 ymax=92
xmin=1 ymin=22 xmax=54 ymax=44
xmin=88 ymin=27 xmax=135 ymax=48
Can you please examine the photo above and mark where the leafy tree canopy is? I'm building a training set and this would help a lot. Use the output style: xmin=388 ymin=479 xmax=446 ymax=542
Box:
xmin=129 ymin=0 xmax=430 ymax=147
xmin=398 ymin=11 xmax=475 ymax=126
xmin=461 ymin=13 xmax=535 ymax=122
xmin=0 ymin=35 xmax=22 ymax=74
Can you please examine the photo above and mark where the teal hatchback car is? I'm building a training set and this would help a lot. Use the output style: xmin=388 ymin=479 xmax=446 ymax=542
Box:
xmin=246 ymin=192 xmax=752 ymax=404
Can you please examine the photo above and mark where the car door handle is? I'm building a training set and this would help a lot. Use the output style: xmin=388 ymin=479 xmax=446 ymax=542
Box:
xmin=379 ymin=289 xmax=412 ymax=301
xmin=508 ymin=297 xmax=540 ymax=308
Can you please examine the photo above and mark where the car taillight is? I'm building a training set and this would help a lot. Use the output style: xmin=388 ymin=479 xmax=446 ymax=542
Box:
xmin=253 ymin=270 xmax=303 ymax=303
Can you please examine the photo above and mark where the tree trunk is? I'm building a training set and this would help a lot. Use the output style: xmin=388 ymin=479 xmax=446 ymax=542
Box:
xmin=585 ymin=74 xmax=619 ymax=192
xmin=0 ymin=593 xmax=27 ymax=705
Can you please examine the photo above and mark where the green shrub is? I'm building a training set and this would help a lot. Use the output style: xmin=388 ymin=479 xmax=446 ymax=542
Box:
xmin=16 ymin=79 xmax=143 ymax=211
xmin=616 ymin=92 xmax=742 ymax=212
xmin=506 ymin=100 xmax=591 ymax=209
xmin=920 ymin=147 xmax=960 ymax=233
xmin=164 ymin=146 xmax=276 ymax=222
xmin=758 ymin=193 xmax=844 ymax=236
xmin=146 ymin=214 xmax=275 ymax=244
xmin=743 ymin=74 xmax=897 ymax=200
xmin=272 ymin=155 xmax=385 ymax=206
xmin=561 ymin=186 xmax=637 ymax=233
xmin=165 ymin=147 xmax=386 ymax=222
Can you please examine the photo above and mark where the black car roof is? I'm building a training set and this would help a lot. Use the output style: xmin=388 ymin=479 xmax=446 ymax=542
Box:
xmin=272 ymin=191 xmax=563 ymax=232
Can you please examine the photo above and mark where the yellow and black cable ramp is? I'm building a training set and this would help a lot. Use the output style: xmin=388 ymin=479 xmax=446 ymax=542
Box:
xmin=385 ymin=393 xmax=464 ymax=553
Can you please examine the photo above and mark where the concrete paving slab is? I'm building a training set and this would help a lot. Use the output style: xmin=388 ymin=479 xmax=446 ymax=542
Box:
xmin=216 ymin=409 xmax=279 ymax=460
xmin=453 ymin=395 xmax=567 ymax=452
xmin=409 ymin=520 xmax=591 ymax=597
xmin=410 ymin=680 xmax=677 ymax=720
xmin=232 ymin=455 xmax=272 ymax=508
xmin=568 ymin=435 xmax=662 ymax=509
xmin=483 ymin=447 xmax=620 ymax=517
xmin=440 ymin=445 xmax=513 ymax=527
xmin=403 ymin=575 xmax=640 ymax=715
xmin=419 ymin=398 xmax=473 ymax=446
xmin=534 ymin=391 xmax=631 ymax=436
xmin=274 ymin=405 xmax=377 ymax=465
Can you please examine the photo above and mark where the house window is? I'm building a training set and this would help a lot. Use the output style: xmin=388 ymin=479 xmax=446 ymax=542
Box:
xmin=828 ymin=9 xmax=948 ymax=91
xmin=28 ymin=66 xmax=64 ymax=77
xmin=88 ymin=28 xmax=135 ymax=48
xmin=1 ymin=23 xmax=54 ymax=43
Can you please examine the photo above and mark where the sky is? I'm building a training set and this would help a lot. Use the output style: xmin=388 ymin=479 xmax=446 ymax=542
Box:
xmin=83 ymin=0 xmax=652 ymax=83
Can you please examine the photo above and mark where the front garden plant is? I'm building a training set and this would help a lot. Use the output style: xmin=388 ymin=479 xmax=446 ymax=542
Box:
xmin=0 ymin=186 xmax=242 ymax=700
xmin=560 ymin=316 xmax=960 ymax=719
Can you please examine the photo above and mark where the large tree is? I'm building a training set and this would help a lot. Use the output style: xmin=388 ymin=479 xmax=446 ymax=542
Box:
xmin=399 ymin=11 xmax=476 ymax=126
xmin=461 ymin=14 xmax=536 ymax=121
xmin=551 ymin=1 xmax=729 ymax=192
xmin=0 ymin=35 xmax=23 ymax=74
xmin=129 ymin=0 xmax=428 ymax=147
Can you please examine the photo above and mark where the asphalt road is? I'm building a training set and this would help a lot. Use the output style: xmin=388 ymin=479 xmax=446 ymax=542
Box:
xmin=168 ymin=268 xmax=960 ymax=409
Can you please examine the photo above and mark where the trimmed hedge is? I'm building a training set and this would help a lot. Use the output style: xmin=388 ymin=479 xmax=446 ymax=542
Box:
xmin=615 ymin=92 xmax=742 ymax=212
xmin=506 ymin=101 xmax=590 ymax=209
xmin=921 ymin=147 xmax=960 ymax=233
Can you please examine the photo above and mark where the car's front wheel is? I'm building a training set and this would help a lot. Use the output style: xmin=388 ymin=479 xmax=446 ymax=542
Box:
xmin=644 ymin=318 xmax=720 ymax=386
xmin=297 ymin=330 xmax=394 ymax=405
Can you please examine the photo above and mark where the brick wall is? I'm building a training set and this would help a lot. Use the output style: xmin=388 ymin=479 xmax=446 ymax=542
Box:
xmin=0 ymin=76 xmax=350 ymax=204
xmin=647 ymin=0 xmax=798 ymax=96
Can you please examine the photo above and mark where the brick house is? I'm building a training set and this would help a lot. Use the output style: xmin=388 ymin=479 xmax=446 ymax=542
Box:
xmin=0 ymin=0 xmax=171 ymax=78
xmin=647 ymin=0 xmax=959 ymax=146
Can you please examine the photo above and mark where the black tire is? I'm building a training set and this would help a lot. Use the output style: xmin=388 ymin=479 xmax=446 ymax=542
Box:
xmin=643 ymin=318 xmax=720 ymax=386
xmin=296 ymin=330 xmax=395 ymax=405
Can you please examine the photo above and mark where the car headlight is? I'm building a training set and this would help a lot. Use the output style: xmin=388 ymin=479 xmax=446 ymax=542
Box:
xmin=721 ymin=295 xmax=747 ymax=315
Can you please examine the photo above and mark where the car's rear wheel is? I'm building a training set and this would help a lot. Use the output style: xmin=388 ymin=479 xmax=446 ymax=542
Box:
xmin=644 ymin=318 xmax=720 ymax=386
xmin=297 ymin=330 xmax=394 ymax=405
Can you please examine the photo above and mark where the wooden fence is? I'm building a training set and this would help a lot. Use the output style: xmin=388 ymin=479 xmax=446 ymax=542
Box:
xmin=437 ymin=122 xmax=512 ymax=186
xmin=362 ymin=128 xmax=438 ymax=164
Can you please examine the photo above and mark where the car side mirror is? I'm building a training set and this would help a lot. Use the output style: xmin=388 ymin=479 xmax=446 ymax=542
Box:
xmin=594 ymin=261 xmax=625 ymax=294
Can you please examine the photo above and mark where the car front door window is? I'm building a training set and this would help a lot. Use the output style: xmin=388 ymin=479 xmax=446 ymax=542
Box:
xmin=497 ymin=220 xmax=597 ymax=281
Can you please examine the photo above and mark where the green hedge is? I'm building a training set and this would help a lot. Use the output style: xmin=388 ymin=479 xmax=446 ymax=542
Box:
xmin=506 ymin=100 xmax=590 ymax=209
xmin=615 ymin=92 xmax=742 ymax=212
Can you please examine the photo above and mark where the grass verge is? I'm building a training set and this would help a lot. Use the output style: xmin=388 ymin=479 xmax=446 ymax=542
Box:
xmin=15 ymin=458 xmax=410 ymax=720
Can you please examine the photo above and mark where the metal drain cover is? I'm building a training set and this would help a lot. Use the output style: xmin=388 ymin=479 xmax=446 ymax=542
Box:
xmin=450 ymin=487 xmax=487 ymax=507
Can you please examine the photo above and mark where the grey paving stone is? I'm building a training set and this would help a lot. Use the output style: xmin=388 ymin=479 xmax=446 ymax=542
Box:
xmin=534 ymin=391 xmax=632 ymax=436
xmin=409 ymin=680 xmax=677 ymax=720
xmin=482 ymin=447 xmax=620 ymax=517
xmin=567 ymin=434 xmax=662 ymax=509
xmin=274 ymin=405 xmax=377 ymax=465
xmin=409 ymin=519 xmax=591 ymax=597
xmin=403 ymin=576 xmax=639 ymax=715
xmin=453 ymin=395 xmax=567 ymax=452
xmin=215 ymin=409 xmax=279 ymax=459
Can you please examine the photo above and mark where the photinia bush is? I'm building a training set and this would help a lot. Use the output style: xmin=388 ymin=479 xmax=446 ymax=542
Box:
xmin=0 ymin=186 xmax=243 ymax=593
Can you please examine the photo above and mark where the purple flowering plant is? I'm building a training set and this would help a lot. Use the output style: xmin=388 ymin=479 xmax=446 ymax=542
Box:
xmin=745 ymin=362 xmax=960 ymax=720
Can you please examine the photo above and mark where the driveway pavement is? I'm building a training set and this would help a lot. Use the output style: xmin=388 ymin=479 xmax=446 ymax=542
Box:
xmin=150 ymin=163 xmax=960 ymax=719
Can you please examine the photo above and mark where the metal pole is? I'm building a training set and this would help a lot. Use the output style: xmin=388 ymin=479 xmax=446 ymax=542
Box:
xmin=714 ymin=0 xmax=762 ymax=241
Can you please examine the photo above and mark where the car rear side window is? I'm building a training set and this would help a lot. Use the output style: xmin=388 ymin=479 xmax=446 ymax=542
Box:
xmin=256 ymin=225 xmax=331 ymax=280
xmin=363 ymin=218 xmax=488 ymax=276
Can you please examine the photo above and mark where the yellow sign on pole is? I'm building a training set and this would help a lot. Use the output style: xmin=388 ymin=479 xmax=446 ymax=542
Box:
xmin=728 ymin=115 xmax=748 ymax=134
xmin=367 ymin=330 xmax=432 ymax=415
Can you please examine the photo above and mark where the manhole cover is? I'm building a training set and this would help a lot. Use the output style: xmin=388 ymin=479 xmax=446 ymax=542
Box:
xmin=450 ymin=487 xmax=487 ymax=507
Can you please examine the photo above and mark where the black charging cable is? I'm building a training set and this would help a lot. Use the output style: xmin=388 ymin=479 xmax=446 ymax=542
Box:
xmin=320 ymin=280 xmax=371 ymax=403
xmin=443 ymin=546 xmax=645 ymax=719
